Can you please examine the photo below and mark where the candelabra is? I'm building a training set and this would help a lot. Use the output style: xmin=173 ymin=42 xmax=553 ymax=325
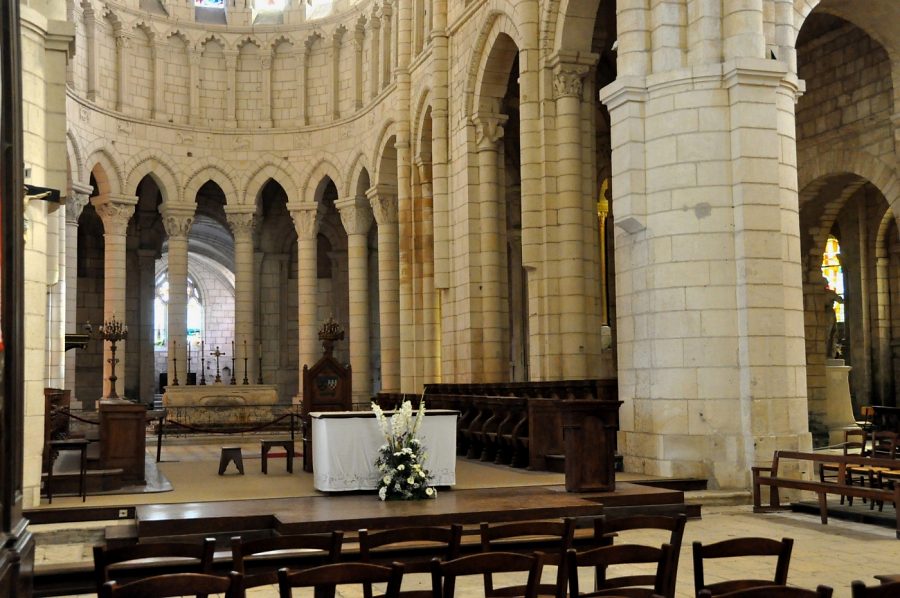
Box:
xmin=99 ymin=315 xmax=128 ymax=399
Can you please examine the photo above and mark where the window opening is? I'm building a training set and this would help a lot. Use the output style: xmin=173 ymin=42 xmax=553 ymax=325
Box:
xmin=194 ymin=0 xmax=225 ymax=7
xmin=154 ymin=274 xmax=204 ymax=348
xmin=821 ymin=235 xmax=845 ymax=323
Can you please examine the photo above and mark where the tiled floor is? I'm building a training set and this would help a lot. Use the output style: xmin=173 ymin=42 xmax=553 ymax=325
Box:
xmin=34 ymin=437 xmax=900 ymax=597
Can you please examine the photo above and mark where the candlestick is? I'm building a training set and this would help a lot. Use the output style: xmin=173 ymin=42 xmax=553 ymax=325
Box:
xmin=186 ymin=344 xmax=192 ymax=385
xmin=242 ymin=340 xmax=249 ymax=385
xmin=230 ymin=340 xmax=236 ymax=385
xmin=199 ymin=340 xmax=207 ymax=385
xmin=100 ymin=314 xmax=128 ymax=398
xmin=171 ymin=339 xmax=179 ymax=386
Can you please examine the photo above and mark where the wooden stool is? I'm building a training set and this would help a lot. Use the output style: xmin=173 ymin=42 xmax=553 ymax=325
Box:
xmin=218 ymin=446 xmax=244 ymax=475
xmin=46 ymin=438 xmax=89 ymax=503
xmin=261 ymin=439 xmax=294 ymax=474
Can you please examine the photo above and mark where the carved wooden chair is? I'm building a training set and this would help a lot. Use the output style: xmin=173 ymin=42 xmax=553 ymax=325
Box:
xmin=697 ymin=585 xmax=832 ymax=597
xmin=567 ymin=543 xmax=674 ymax=598
xmin=93 ymin=538 xmax=216 ymax=596
xmin=692 ymin=537 xmax=793 ymax=597
xmin=592 ymin=514 xmax=687 ymax=598
xmin=278 ymin=562 xmax=405 ymax=598
xmin=431 ymin=551 xmax=546 ymax=598
xmin=231 ymin=531 xmax=343 ymax=590
xmin=851 ymin=579 xmax=900 ymax=597
xmin=480 ymin=518 xmax=575 ymax=598
xmin=359 ymin=524 xmax=462 ymax=598
xmin=99 ymin=571 xmax=242 ymax=598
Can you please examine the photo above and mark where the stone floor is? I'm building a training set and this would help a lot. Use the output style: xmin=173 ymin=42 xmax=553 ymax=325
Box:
xmin=34 ymin=437 xmax=900 ymax=597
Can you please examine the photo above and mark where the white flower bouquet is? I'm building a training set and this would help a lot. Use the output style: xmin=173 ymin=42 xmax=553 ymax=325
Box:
xmin=372 ymin=399 xmax=437 ymax=501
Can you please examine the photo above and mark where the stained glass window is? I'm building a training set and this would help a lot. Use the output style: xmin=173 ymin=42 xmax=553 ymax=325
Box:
xmin=195 ymin=0 xmax=225 ymax=8
xmin=821 ymin=235 xmax=845 ymax=323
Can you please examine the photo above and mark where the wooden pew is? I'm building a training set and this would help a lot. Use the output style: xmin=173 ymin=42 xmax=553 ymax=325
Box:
xmin=752 ymin=450 xmax=900 ymax=539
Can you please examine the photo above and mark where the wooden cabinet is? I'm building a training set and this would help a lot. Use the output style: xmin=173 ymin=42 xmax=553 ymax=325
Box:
xmin=100 ymin=401 xmax=148 ymax=483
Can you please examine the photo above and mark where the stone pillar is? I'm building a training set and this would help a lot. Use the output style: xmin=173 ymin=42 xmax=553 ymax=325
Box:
xmin=64 ymin=184 xmax=90 ymax=395
xmin=337 ymin=197 xmax=373 ymax=405
xmin=224 ymin=50 xmax=238 ymax=127
xmin=330 ymin=30 xmax=342 ymax=120
xmin=227 ymin=209 xmax=257 ymax=384
xmin=151 ymin=40 xmax=165 ymax=120
xmin=188 ymin=49 xmax=201 ymax=126
xmin=290 ymin=205 xmax=320 ymax=396
xmin=299 ymin=43 xmax=310 ymax=125
xmin=353 ymin=26 xmax=364 ymax=111
xmin=162 ymin=209 xmax=193 ymax=388
xmin=137 ymin=249 xmax=157 ymax=403
xmin=94 ymin=195 xmax=137 ymax=399
xmin=261 ymin=53 xmax=273 ymax=127
xmin=369 ymin=15 xmax=381 ymax=99
xmin=549 ymin=53 xmax=594 ymax=379
xmin=114 ymin=30 xmax=130 ymax=113
xmin=473 ymin=113 xmax=509 ymax=381
xmin=380 ymin=3 xmax=392 ymax=89
xmin=369 ymin=187 xmax=400 ymax=393
xmin=82 ymin=2 xmax=98 ymax=101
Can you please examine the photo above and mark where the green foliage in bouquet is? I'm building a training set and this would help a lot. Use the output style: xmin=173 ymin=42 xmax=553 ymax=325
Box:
xmin=372 ymin=399 xmax=437 ymax=501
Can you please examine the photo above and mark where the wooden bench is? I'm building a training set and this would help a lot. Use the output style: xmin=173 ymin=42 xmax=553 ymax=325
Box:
xmin=751 ymin=450 xmax=900 ymax=538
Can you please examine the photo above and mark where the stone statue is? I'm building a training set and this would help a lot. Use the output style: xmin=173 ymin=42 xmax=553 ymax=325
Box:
xmin=823 ymin=282 xmax=844 ymax=359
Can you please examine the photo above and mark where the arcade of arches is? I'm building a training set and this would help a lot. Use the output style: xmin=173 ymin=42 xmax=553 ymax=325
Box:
xmin=17 ymin=0 xmax=900 ymax=507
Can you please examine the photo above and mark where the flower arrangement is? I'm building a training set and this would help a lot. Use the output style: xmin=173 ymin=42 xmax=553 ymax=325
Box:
xmin=372 ymin=399 xmax=437 ymax=501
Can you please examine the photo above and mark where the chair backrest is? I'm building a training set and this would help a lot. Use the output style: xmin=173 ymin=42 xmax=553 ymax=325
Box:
xmin=277 ymin=562 xmax=405 ymax=598
xmin=567 ymin=543 xmax=673 ymax=598
xmin=93 ymin=538 xmax=216 ymax=595
xmin=231 ymin=531 xmax=343 ymax=589
xmin=851 ymin=580 xmax=900 ymax=597
xmin=480 ymin=518 xmax=575 ymax=598
xmin=692 ymin=537 xmax=793 ymax=597
xmin=592 ymin=514 xmax=687 ymax=598
xmin=698 ymin=585 xmax=832 ymax=597
xmin=431 ymin=551 xmax=545 ymax=598
xmin=842 ymin=428 xmax=866 ymax=456
xmin=99 ymin=571 xmax=242 ymax=598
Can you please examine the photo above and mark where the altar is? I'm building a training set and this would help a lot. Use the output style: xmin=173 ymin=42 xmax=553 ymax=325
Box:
xmin=162 ymin=384 xmax=279 ymax=406
xmin=311 ymin=410 xmax=458 ymax=492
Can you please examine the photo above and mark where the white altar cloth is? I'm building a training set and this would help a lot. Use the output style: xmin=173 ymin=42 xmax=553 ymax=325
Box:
xmin=311 ymin=410 xmax=458 ymax=492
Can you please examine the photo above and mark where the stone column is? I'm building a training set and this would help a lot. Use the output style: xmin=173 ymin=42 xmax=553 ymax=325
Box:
xmin=224 ymin=50 xmax=238 ymax=127
xmin=337 ymin=197 xmax=373 ymax=404
xmin=330 ymin=30 xmax=342 ymax=120
xmin=114 ymin=30 xmax=130 ymax=113
xmin=138 ymin=249 xmax=157 ymax=402
xmin=82 ymin=2 xmax=98 ymax=101
xmin=227 ymin=209 xmax=257 ymax=384
xmin=380 ymin=2 xmax=392 ymax=89
xmin=369 ymin=15 xmax=381 ymax=99
xmin=261 ymin=53 xmax=273 ymax=127
xmin=352 ymin=26 xmax=364 ymax=111
xmin=549 ymin=52 xmax=594 ymax=379
xmin=188 ymin=49 xmax=201 ymax=126
xmin=298 ymin=43 xmax=310 ymax=125
xmin=94 ymin=195 xmax=137 ymax=399
xmin=64 ymin=184 xmax=91 ymax=395
xmin=290 ymin=205 xmax=320 ymax=395
xmin=369 ymin=187 xmax=400 ymax=393
xmin=151 ymin=40 xmax=165 ymax=120
xmin=162 ymin=209 xmax=193 ymax=388
xmin=473 ymin=113 xmax=509 ymax=380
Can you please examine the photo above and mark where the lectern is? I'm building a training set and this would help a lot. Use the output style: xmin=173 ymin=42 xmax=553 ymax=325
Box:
xmin=300 ymin=318 xmax=352 ymax=472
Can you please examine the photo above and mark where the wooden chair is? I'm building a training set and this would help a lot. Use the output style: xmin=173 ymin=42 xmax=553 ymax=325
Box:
xmin=431 ymin=551 xmax=546 ymax=598
xmin=99 ymin=571 xmax=242 ymax=598
xmin=277 ymin=562 xmax=405 ymax=598
xmin=566 ymin=544 xmax=673 ymax=598
xmin=93 ymin=538 xmax=216 ymax=596
xmin=851 ymin=579 xmax=900 ymax=597
xmin=359 ymin=524 xmax=463 ymax=598
xmin=480 ymin=518 xmax=575 ymax=598
xmin=692 ymin=537 xmax=793 ymax=597
xmin=591 ymin=514 xmax=686 ymax=598
xmin=697 ymin=585 xmax=832 ymax=597
xmin=231 ymin=531 xmax=343 ymax=590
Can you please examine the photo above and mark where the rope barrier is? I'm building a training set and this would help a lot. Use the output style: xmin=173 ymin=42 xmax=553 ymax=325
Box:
xmin=162 ymin=411 xmax=295 ymax=435
xmin=55 ymin=408 xmax=99 ymax=426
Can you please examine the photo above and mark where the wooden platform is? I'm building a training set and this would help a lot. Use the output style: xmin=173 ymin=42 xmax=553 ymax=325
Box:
xmin=135 ymin=482 xmax=686 ymax=540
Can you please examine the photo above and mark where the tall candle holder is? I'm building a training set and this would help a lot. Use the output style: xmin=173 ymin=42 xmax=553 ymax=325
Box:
xmin=199 ymin=340 xmax=207 ymax=385
xmin=186 ymin=346 xmax=192 ymax=385
xmin=100 ymin=315 xmax=128 ymax=399
xmin=257 ymin=341 xmax=263 ymax=384
xmin=242 ymin=340 xmax=249 ymax=385
xmin=171 ymin=340 xmax=179 ymax=386
xmin=230 ymin=340 xmax=237 ymax=385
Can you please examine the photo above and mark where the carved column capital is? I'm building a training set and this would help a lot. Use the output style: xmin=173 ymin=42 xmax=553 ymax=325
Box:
xmin=161 ymin=208 xmax=195 ymax=239
xmin=114 ymin=31 xmax=132 ymax=50
xmin=473 ymin=113 xmax=508 ymax=150
xmin=224 ymin=49 xmax=239 ymax=68
xmin=227 ymin=210 xmax=256 ymax=238
xmin=336 ymin=197 xmax=374 ymax=236
xmin=94 ymin=195 xmax=137 ymax=235
xmin=66 ymin=192 xmax=90 ymax=224
xmin=367 ymin=187 xmax=398 ymax=226
xmin=289 ymin=204 xmax=321 ymax=239
xmin=548 ymin=52 xmax=596 ymax=99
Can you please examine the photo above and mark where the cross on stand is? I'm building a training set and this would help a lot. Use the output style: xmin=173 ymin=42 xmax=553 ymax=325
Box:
xmin=210 ymin=346 xmax=225 ymax=383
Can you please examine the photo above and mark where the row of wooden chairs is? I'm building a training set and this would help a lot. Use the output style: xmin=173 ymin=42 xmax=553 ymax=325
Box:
xmin=93 ymin=516 xmax=899 ymax=598
xmin=818 ymin=427 xmax=900 ymax=509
